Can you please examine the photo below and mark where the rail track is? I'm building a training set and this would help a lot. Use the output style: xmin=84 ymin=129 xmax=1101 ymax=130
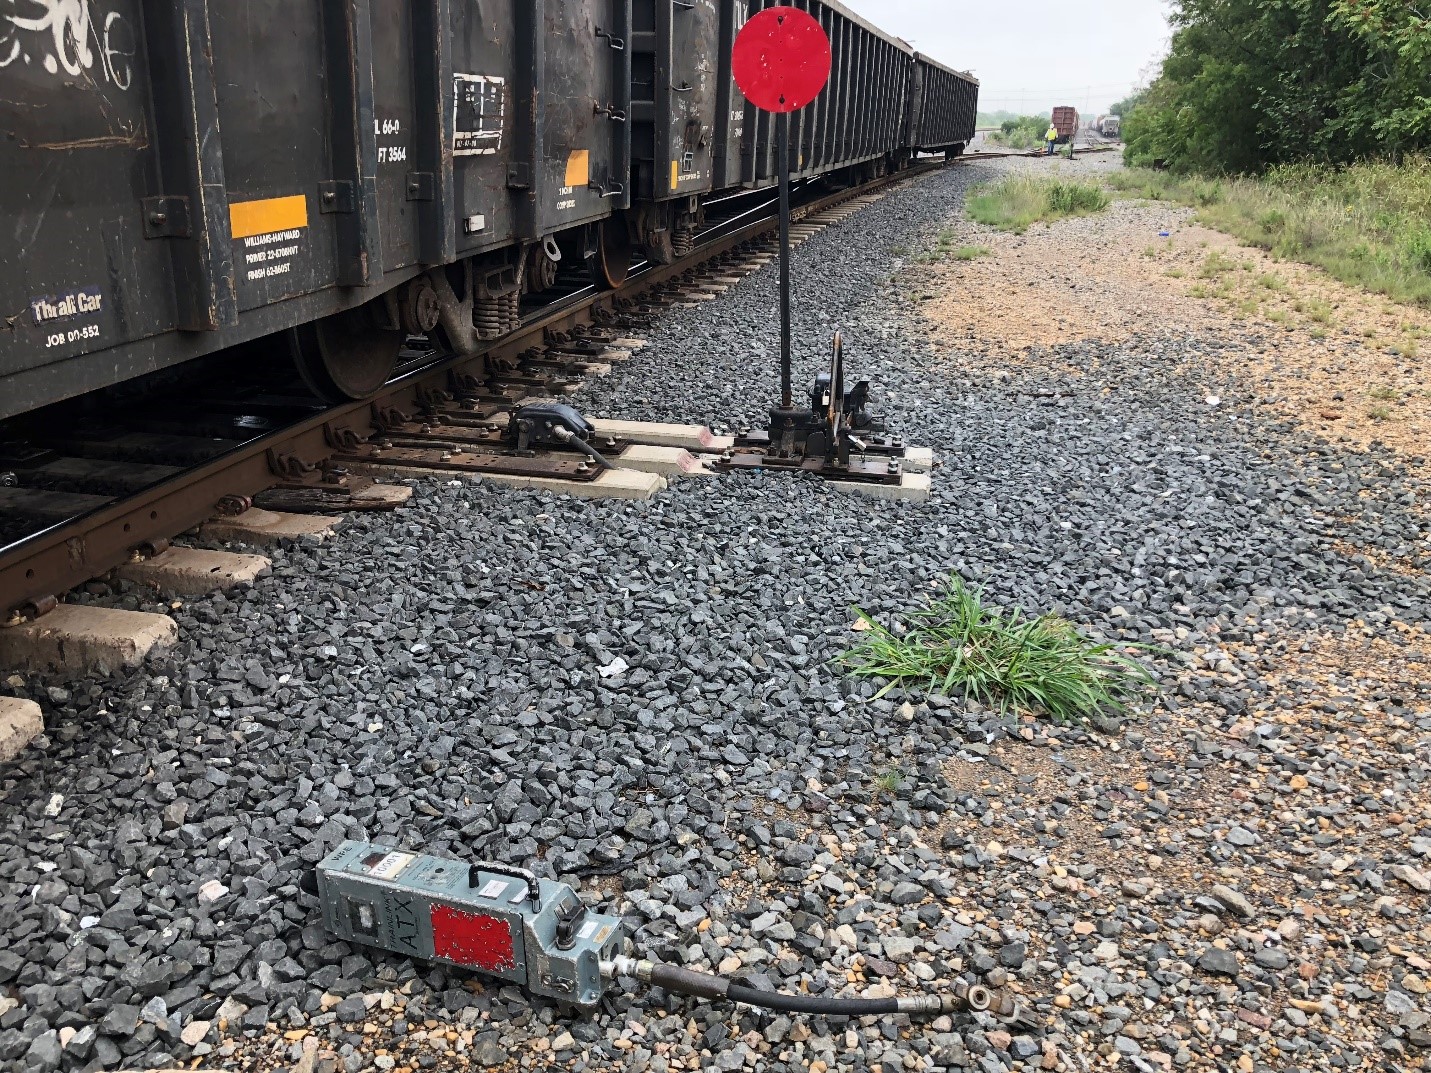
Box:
xmin=0 ymin=161 xmax=951 ymax=622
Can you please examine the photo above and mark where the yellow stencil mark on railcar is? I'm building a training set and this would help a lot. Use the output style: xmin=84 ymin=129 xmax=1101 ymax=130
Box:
xmin=671 ymin=160 xmax=680 ymax=189
xmin=230 ymin=195 xmax=309 ymax=240
xmin=565 ymin=150 xmax=590 ymax=188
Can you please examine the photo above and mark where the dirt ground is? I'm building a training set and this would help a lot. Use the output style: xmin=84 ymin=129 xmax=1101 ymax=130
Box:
xmin=913 ymin=165 xmax=1431 ymax=475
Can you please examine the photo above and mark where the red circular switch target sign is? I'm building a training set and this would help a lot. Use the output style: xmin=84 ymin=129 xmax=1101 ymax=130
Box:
xmin=732 ymin=7 xmax=832 ymax=114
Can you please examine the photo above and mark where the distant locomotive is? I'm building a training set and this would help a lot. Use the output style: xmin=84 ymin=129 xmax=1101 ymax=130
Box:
xmin=0 ymin=0 xmax=977 ymax=423
xmin=1098 ymin=115 xmax=1122 ymax=138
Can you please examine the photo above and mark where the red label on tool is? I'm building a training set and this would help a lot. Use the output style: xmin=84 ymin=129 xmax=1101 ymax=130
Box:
xmin=732 ymin=6 xmax=832 ymax=114
xmin=430 ymin=905 xmax=517 ymax=972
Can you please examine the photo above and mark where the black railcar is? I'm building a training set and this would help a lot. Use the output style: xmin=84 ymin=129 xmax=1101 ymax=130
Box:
xmin=0 ymin=0 xmax=635 ymax=419
xmin=908 ymin=54 xmax=980 ymax=157
xmin=739 ymin=0 xmax=915 ymax=186
xmin=0 ymin=0 xmax=977 ymax=424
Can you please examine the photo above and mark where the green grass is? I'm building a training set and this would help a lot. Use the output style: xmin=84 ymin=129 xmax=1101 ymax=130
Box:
xmin=841 ymin=577 xmax=1154 ymax=723
xmin=872 ymin=767 xmax=907 ymax=795
xmin=1200 ymin=251 xmax=1239 ymax=277
xmin=1106 ymin=159 xmax=1431 ymax=308
xmin=915 ymin=231 xmax=993 ymax=264
xmin=967 ymin=175 xmax=1111 ymax=234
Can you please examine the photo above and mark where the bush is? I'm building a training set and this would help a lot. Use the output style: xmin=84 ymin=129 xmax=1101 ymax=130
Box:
xmin=988 ymin=114 xmax=1051 ymax=151
xmin=1046 ymin=181 xmax=1110 ymax=215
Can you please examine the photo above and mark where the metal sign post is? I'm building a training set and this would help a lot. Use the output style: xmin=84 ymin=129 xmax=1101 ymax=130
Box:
xmin=719 ymin=7 xmax=905 ymax=488
xmin=732 ymin=7 xmax=832 ymax=412
xmin=776 ymin=109 xmax=793 ymax=407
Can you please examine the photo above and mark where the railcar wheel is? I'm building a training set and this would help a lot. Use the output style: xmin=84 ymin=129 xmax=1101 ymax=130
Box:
xmin=591 ymin=219 xmax=632 ymax=291
xmin=289 ymin=306 xmax=404 ymax=402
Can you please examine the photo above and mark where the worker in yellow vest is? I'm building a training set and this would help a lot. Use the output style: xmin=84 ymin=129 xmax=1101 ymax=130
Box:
xmin=1045 ymin=122 xmax=1058 ymax=155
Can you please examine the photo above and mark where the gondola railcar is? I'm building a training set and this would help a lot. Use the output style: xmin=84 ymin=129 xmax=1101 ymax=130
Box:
xmin=0 ymin=0 xmax=978 ymax=423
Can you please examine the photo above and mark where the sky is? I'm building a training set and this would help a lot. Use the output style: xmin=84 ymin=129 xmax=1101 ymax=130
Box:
xmin=841 ymin=0 xmax=1173 ymax=117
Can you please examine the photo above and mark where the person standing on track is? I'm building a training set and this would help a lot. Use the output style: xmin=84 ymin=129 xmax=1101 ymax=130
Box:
xmin=1045 ymin=122 xmax=1059 ymax=156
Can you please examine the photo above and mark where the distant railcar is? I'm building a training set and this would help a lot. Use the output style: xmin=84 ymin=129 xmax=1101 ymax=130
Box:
xmin=1051 ymin=106 xmax=1079 ymax=144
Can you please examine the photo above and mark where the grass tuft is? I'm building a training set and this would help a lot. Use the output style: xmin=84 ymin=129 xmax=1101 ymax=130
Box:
xmin=842 ymin=577 xmax=1154 ymax=723
xmin=967 ymin=175 xmax=1110 ymax=234
xmin=872 ymin=767 xmax=907 ymax=795
xmin=952 ymin=245 xmax=992 ymax=260
xmin=1200 ymin=251 xmax=1238 ymax=277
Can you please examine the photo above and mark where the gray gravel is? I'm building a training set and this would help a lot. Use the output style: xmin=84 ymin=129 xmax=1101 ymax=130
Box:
xmin=1 ymin=158 xmax=1428 ymax=1073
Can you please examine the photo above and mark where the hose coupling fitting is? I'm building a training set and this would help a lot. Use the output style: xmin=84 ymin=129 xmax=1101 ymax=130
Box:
xmin=601 ymin=955 xmax=653 ymax=982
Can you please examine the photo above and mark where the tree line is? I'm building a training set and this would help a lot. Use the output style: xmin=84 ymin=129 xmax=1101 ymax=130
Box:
xmin=1122 ymin=0 xmax=1430 ymax=173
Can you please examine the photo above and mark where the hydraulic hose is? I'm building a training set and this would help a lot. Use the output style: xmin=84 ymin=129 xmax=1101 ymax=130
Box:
xmin=603 ymin=956 xmax=1026 ymax=1023
xmin=550 ymin=424 xmax=616 ymax=470
xmin=726 ymin=983 xmax=902 ymax=1016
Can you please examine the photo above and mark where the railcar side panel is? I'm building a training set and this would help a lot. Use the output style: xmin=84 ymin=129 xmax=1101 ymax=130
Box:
xmin=909 ymin=55 xmax=979 ymax=153
xmin=710 ymin=1 xmax=748 ymax=190
xmin=0 ymin=0 xmax=635 ymax=421
xmin=742 ymin=0 xmax=914 ymax=185
xmin=632 ymin=0 xmax=722 ymax=201
xmin=0 ymin=0 xmax=195 ymax=406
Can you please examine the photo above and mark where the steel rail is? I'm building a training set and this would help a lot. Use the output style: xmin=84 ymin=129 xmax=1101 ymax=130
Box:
xmin=0 ymin=162 xmax=946 ymax=620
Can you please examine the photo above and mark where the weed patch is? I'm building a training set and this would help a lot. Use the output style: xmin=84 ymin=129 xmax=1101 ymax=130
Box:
xmin=841 ymin=577 xmax=1154 ymax=723
xmin=967 ymin=175 xmax=1110 ymax=234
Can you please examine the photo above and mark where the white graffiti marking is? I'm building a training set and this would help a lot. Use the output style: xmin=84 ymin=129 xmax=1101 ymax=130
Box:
xmin=0 ymin=0 xmax=134 ymax=90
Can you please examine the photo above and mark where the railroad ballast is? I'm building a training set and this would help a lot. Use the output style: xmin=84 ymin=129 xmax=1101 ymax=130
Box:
xmin=0 ymin=0 xmax=976 ymax=423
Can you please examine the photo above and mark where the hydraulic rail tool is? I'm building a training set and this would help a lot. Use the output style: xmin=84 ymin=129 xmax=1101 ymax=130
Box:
xmin=313 ymin=841 xmax=1036 ymax=1026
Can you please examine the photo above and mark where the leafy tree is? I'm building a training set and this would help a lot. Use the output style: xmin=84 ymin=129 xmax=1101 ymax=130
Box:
xmin=1331 ymin=0 xmax=1431 ymax=151
xmin=1107 ymin=89 xmax=1147 ymax=119
xmin=1125 ymin=0 xmax=1431 ymax=172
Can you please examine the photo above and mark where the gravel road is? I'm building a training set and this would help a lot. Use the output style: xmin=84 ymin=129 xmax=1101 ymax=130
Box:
xmin=1 ymin=157 xmax=1427 ymax=1073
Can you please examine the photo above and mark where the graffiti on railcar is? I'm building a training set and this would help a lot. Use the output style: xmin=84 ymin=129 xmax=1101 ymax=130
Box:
xmin=0 ymin=0 xmax=137 ymax=90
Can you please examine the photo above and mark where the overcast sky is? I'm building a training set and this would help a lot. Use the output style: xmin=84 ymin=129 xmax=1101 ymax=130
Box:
xmin=841 ymin=0 xmax=1173 ymax=116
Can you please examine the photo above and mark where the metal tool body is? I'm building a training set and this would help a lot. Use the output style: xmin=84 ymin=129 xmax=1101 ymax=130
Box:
xmin=316 ymin=841 xmax=625 ymax=1007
